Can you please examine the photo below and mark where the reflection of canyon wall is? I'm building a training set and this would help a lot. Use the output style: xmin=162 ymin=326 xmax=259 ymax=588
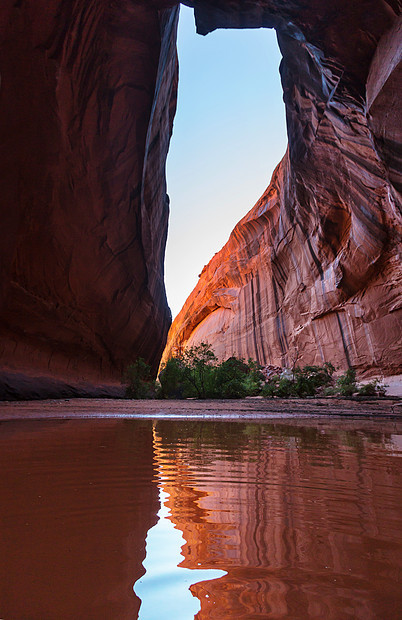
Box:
xmin=155 ymin=423 xmax=402 ymax=619
xmin=0 ymin=420 xmax=158 ymax=618
xmin=164 ymin=3 xmax=402 ymax=376
xmin=0 ymin=1 xmax=178 ymax=396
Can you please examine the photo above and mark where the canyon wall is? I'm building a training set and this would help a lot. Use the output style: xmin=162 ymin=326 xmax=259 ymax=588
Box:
xmin=1 ymin=1 xmax=400 ymax=398
xmin=0 ymin=1 xmax=178 ymax=397
xmin=165 ymin=2 xmax=402 ymax=377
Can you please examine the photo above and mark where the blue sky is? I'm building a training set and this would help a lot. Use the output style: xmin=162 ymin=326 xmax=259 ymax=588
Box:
xmin=165 ymin=5 xmax=287 ymax=318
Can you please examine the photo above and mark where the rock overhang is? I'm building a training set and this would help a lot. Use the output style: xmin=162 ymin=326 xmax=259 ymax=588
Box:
xmin=163 ymin=2 xmax=401 ymax=377
xmin=0 ymin=1 xmax=400 ymax=398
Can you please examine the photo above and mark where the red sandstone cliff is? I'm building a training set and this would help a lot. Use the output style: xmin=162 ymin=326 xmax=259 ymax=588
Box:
xmin=1 ymin=1 xmax=401 ymax=398
xmin=164 ymin=2 xmax=402 ymax=377
xmin=0 ymin=1 xmax=178 ymax=397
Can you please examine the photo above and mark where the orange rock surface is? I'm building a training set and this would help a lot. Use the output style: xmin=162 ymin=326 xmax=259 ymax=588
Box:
xmin=0 ymin=1 xmax=401 ymax=398
xmin=164 ymin=2 xmax=402 ymax=377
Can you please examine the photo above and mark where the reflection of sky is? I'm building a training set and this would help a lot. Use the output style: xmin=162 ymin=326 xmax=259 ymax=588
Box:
xmin=165 ymin=5 xmax=287 ymax=318
xmin=134 ymin=488 xmax=226 ymax=619
xmin=388 ymin=434 xmax=402 ymax=456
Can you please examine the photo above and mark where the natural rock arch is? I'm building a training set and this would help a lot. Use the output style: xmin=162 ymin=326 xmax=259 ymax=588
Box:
xmin=164 ymin=1 xmax=402 ymax=377
xmin=0 ymin=1 xmax=400 ymax=397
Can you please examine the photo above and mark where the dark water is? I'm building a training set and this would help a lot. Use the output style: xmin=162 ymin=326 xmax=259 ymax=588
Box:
xmin=0 ymin=418 xmax=401 ymax=619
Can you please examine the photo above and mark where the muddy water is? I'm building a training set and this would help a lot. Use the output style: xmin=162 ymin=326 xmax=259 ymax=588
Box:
xmin=0 ymin=419 xmax=401 ymax=619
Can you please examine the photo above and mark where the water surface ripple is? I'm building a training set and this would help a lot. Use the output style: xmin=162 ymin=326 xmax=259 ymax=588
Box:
xmin=0 ymin=418 xmax=401 ymax=619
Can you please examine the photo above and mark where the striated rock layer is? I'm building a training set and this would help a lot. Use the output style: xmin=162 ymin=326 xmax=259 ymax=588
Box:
xmin=1 ymin=1 xmax=401 ymax=398
xmin=0 ymin=0 xmax=178 ymax=396
xmin=164 ymin=2 xmax=402 ymax=377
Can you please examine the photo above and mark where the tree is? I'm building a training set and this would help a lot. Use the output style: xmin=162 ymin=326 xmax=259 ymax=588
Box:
xmin=182 ymin=343 xmax=218 ymax=399
xmin=158 ymin=356 xmax=188 ymax=399
xmin=123 ymin=358 xmax=155 ymax=399
xmin=214 ymin=357 xmax=249 ymax=398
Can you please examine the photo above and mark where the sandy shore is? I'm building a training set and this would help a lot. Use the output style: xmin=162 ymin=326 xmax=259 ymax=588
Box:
xmin=0 ymin=397 xmax=401 ymax=424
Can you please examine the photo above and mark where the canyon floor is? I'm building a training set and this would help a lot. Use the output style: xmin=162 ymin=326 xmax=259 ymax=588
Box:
xmin=0 ymin=396 xmax=401 ymax=424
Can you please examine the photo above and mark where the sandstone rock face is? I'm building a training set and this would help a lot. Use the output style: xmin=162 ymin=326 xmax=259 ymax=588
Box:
xmin=164 ymin=2 xmax=402 ymax=377
xmin=0 ymin=1 xmax=178 ymax=396
xmin=1 ymin=1 xmax=401 ymax=398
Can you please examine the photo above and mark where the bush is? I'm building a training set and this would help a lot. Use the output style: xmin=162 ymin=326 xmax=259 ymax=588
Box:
xmin=157 ymin=356 xmax=188 ymax=399
xmin=262 ymin=375 xmax=296 ymax=398
xmin=261 ymin=375 xmax=281 ymax=398
xmin=181 ymin=343 xmax=218 ymax=399
xmin=262 ymin=363 xmax=335 ymax=398
xmin=357 ymin=379 xmax=387 ymax=397
xmin=123 ymin=358 xmax=155 ymax=399
xmin=157 ymin=345 xmax=265 ymax=400
xmin=293 ymin=363 xmax=335 ymax=397
xmin=124 ymin=346 xmax=385 ymax=402
xmin=336 ymin=368 xmax=357 ymax=397
xmin=214 ymin=357 xmax=249 ymax=398
xmin=245 ymin=358 xmax=265 ymax=395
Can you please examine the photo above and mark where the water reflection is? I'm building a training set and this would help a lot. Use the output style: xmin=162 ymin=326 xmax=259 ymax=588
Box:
xmin=146 ymin=421 xmax=402 ymax=620
xmin=135 ymin=488 xmax=226 ymax=619
xmin=0 ymin=419 xmax=159 ymax=619
xmin=0 ymin=418 xmax=401 ymax=619
xmin=135 ymin=423 xmax=226 ymax=619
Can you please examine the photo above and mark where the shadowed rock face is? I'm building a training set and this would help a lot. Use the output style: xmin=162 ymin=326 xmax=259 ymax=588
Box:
xmin=164 ymin=2 xmax=402 ymax=376
xmin=0 ymin=0 xmax=178 ymax=396
xmin=1 ymin=1 xmax=400 ymax=398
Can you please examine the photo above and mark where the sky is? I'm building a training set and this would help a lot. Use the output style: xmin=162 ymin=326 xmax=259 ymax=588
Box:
xmin=164 ymin=5 xmax=287 ymax=319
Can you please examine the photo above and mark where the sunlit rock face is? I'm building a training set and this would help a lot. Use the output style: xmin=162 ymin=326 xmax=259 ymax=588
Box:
xmin=1 ymin=1 xmax=400 ymax=397
xmin=0 ymin=1 xmax=178 ymax=396
xmin=165 ymin=1 xmax=402 ymax=376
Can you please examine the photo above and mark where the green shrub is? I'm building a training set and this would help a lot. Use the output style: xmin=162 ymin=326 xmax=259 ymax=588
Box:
xmin=241 ymin=374 xmax=260 ymax=397
xmin=213 ymin=356 xmax=265 ymax=398
xmin=336 ymin=368 xmax=357 ymax=397
xmin=293 ymin=363 xmax=335 ymax=397
xmin=181 ymin=343 xmax=218 ymax=399
xmin=262 ymin=375 xmax=296 ymax=398
xmin=124 ymin=351 xmax=387 ymax=402
xmin=214 ymin=357 xmax=249 ymax=398
xmin=123 ymin=358 xmax=155 ymax=399
xmin=158 ymin=356 xmax=188 ymax=399
xmin=245 ymin=358 xmax=265 ymax=395
xmin=322 ymin=386 xmax=338 ymax=396
xmin=262 ymin=363 xmax=335 ymax=398
xmin=357 ymin=379 xmax=387 ymax=397
xmin=157 ymin=345 xmax=265 ymax=400
xmin=261 ymin=375 xmax=281 ymax=398
xmin=276 ymin=377 xmax=297 ymax=397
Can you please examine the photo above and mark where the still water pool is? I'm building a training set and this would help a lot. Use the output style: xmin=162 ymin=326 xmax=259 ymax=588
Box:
xmin=0 ymin=418 xmax=401 ymax=619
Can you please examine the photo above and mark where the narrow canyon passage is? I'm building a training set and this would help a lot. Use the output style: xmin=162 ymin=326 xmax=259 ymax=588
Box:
xmin=165 ymin=6 xmax=287 ymax=319
xmin=164 ymin=3 xmax=402 ymax=377
xmin=0 ymin=1 xmax=400 ymax=397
